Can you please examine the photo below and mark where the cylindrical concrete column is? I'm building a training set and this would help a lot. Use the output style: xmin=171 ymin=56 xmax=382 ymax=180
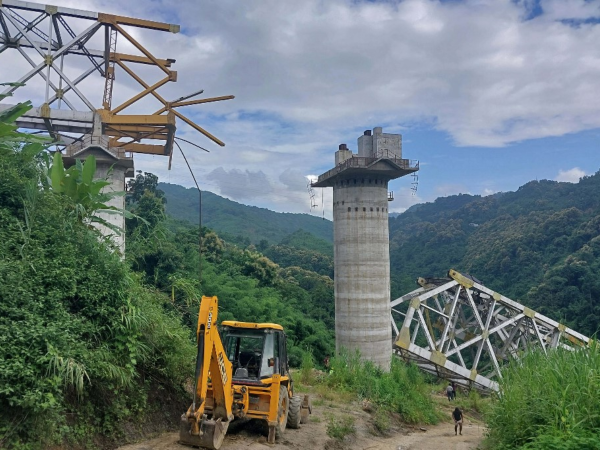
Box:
xmin=95 ymin=163 xmax=127 ymax=253
xmin=313 ymin=127 xmax=418 ymax=372
xmin=333 ymin=177 xmax=392 ymax=369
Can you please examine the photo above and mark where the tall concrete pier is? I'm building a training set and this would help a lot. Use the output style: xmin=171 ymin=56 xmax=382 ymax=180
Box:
xmin=313 ymin=127 xmax=418 ymax=370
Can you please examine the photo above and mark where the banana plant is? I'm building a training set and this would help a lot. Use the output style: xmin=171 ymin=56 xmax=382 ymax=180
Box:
xmin=0 ymin=83 xmax=48 ymax=157
xmin=46 ymin=152 xmax=133 ymax=235
xmin=1 ymin=83 xmax=136 ymax=236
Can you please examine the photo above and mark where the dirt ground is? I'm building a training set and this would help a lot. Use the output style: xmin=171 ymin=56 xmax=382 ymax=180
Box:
xmin=119 ymin=394 xmax=486 ymax=450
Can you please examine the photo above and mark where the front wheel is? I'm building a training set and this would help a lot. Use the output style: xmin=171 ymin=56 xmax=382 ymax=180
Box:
xmin=287 ymin=395 xmax=302 ymax=429
xmin=274 ymin=385 xmax=289 ymax=439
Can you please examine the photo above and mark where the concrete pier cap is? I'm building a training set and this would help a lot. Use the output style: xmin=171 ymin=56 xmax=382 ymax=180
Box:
xmin=313 ymin=127 xmax=419 ymax=371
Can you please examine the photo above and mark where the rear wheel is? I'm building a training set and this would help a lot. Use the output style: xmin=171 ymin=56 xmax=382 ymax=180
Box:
xmin=274 ymin=385 xmax=289 ymax=439
xmin=287 ymin=395 xmax=302 ymax=429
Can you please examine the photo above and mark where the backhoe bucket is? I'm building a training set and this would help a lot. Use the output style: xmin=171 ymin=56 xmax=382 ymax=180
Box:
xmin=179 ymin=415 xmax=230 ymax=449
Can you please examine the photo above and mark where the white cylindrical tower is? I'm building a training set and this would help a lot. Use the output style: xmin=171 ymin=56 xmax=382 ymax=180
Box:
xmin=313 ymin=128 xmax=418 ymax=370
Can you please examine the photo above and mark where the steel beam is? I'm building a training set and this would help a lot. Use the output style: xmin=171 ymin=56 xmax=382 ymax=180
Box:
xmin=391 ymin=269 xmax=593 ymax=392
xmin=0 ymin=0 xmax=231 ymax=158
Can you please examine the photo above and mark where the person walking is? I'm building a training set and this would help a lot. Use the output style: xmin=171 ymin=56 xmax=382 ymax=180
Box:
xmin=451 ymin=381 xmax=457 ymax=400
xmin=446 ymin=383 xmax=453 ymax=401
xmin=452 ymin=407 xmax=463 ymax=435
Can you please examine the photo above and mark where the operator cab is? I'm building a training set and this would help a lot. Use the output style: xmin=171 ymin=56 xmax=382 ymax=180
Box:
xmin=221 ymin=321 xmax=288 ymax=382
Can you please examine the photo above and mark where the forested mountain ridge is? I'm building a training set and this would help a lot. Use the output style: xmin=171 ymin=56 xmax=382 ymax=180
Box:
xmin=159 ymin=182 xmax=333 ymax=245
xmin=390 ymin=171 xmax=600 ymax=337
xmin=158 ymin=170 xmax=600 ymax=337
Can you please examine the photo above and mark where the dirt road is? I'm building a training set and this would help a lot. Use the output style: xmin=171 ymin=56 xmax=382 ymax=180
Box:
xmin=119 ymin=401 xmax=485 ymax=450
xmin=118 ymin=422 xmax=484 ymax=450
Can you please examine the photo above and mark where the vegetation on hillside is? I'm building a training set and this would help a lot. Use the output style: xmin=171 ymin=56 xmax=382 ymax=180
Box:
xmin=0 ymin=101 xmax=195 ymax=448
xmin=0 ymin=104 xmax=336 ymax=448
xmin=486 ymin=347 xmax=600 ymax=449
xmin=160 ymin=167 xmax=600 ymax=340
xmin=158 ymin=182 xmax=333 ymax=245
xmin=389 ymin=177 xmax=600 ymax=337
xmin=126 ymin=174 xmax=336 ymax=366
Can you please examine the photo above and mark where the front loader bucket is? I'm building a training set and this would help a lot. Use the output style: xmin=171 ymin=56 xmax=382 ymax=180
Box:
xmin=179 ymin=415 xmax=230 ymax=449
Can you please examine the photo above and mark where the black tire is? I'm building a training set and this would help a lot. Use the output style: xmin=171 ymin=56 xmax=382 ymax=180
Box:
xmin=274 ymin=385 xmax=289 ymax=439
xmin=287 ymin=395 xmax=302 ymax=429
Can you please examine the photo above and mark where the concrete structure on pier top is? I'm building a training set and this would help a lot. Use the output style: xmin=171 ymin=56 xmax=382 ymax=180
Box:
xmin=312 ymin=127 xmax=419 ymax=370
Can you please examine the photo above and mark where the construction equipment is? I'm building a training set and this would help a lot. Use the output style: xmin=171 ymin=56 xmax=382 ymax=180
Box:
xmin=180 ymin=296 xmax=311 ymax=449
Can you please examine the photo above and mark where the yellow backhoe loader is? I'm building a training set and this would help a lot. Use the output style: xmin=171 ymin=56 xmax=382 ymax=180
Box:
xmin=179 ymin=296 xmax=311 ymax=449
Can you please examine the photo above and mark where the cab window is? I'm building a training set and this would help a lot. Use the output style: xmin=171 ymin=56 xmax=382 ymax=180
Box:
xmin=260 ymin=332 xmax=275 ymax=377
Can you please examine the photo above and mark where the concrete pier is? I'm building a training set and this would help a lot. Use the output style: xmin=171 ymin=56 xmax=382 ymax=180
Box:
xmin=313 ymin=127 xmax=418 ymax=370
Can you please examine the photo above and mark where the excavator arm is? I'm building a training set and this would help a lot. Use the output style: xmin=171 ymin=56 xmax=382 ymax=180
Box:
xmin=180 ymin=296 xmax=234 ymax=449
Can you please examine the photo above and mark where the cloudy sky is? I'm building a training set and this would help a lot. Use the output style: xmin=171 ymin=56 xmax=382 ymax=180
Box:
xmin=2 ymin=0 xmax=600 ymax=219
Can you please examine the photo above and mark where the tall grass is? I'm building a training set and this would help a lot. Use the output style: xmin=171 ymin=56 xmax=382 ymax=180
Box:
xmin=299 ymin=350 xmax=316 ymax=384
xmin=325 ymin=351 xmax=440 ymax=424
xmin=486 ymin=346 xmax=600 ymax=449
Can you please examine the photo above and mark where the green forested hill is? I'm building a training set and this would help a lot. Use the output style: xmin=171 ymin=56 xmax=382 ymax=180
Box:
xmin=0 ymin=105 xmax=334 ymax=447
xmin=159 ymin=182 xmax=333 ymax=245
xmin=158 ymin=171 xmax=600 ymax=338
xmin=389 ymin=172 xmax=600 ymax=337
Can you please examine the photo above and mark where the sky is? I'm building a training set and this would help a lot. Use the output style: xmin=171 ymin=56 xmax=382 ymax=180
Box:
xmin=2 ymin=0 xmax=600 ymax=219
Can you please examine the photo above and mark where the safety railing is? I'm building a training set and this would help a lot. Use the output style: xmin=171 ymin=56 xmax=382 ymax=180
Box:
xmin=315 ymin=156 xmax=419 ymax=185
xmin=64 ymin=135 xmax=133 ymax=160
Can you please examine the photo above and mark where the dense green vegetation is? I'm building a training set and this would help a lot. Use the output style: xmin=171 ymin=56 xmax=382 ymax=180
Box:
xmin=159 ymin=182 xmax=333 ymax=245
xmin=486 ymin=347 xmax=600 ymax=449
xmin=127 ymin=174 xmax=336 ymax=366
xmin=325 ymin=352 xmax=440 ymax=425
xmin=389 ymin=176 xmax=600 ymax=337
xmin=0 ymin=106 xmax=335 ymax=448
xmin=0 ymin=102 xmax=195 ymax=448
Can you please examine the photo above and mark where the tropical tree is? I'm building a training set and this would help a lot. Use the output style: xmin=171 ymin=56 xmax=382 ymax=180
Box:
xmin=45 ymin=152 xmax=132 ymax=234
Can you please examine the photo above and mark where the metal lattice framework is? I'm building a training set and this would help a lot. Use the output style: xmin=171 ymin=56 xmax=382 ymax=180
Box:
xmin=391 ymin=269 xmax=592 ymax=392
xmin=0 ymin=0 xmax=234 ymax=162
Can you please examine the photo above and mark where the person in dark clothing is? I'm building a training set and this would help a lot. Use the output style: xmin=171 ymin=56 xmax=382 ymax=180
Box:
xmin=451 ymin=381 xmax=457 ymax=400
xmin=452 ymin=407 xmax=463 ymax=435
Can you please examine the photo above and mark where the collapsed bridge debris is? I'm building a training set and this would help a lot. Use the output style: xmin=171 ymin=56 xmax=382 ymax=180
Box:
xmin=390 ymin=269 xmax=591 ymax=392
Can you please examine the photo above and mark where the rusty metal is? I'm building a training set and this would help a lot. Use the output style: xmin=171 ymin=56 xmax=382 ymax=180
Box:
xmin=0 ymin=0 xmax=234 ymax=158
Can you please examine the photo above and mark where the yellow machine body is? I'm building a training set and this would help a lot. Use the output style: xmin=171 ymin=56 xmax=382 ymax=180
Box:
xmin=180 ymin=296 xmax=309 ymax=449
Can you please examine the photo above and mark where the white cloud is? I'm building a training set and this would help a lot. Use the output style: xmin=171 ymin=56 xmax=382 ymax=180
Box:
xmin=556 ymin=167 xmax=586 ymax=183
xmin=388 ymin=187 xmax=422 ymax=214
xmin=435 ymin=184 xmax=471 ymax=197
xmin=4 ymin=0 xmax=600 ymax=215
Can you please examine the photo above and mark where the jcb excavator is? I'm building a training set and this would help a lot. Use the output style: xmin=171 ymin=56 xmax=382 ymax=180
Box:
xmin=180 ymin=296 xmax=311 ymax=449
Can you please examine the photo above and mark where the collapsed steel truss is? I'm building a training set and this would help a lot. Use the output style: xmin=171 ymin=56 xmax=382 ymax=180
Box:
xmin=390 ymin=269 xmax=591 ymax=392
xmin=0 ymin=0 xmax=233 ymax=159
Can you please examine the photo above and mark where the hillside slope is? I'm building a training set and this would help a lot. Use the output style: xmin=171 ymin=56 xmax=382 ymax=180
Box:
xmin=159 ymin=172 xmax=600 ymax=338
xmin=389 ymin=171 xmax=600 ymax=336
xmin=159 ymin=183 xmax=333 ymax=245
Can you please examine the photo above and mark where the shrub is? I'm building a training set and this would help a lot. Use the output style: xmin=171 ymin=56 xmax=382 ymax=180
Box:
xmin=486 ymin=346 xmax=600 ymax=449
xmin=326 ymin=415 xmax=356 ymax=440
xmin=373 ymin=407 xmax=392 ymax=434
xmin=325 ymin=350 xmax=440 ymax=424
xmin=299 ymin=350 xmax=316 ymax=384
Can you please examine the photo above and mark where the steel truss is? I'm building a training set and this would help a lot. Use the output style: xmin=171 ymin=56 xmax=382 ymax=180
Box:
xmin=0 ymin=0 xmax=233 ymax=158
xmin=390 ymin=269 xmax=591 ymax=392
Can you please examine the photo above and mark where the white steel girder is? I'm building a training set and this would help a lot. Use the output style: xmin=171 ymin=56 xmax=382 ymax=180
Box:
xmin=391 ymin=269 xmax=591 ymax=392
